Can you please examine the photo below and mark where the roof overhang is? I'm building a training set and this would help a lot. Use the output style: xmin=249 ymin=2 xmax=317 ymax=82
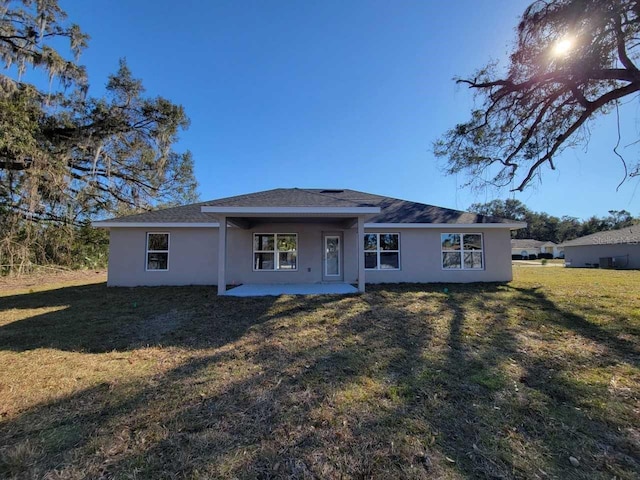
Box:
xmin=91 ymin=218 xmax=525 ymax=230
xmin=200 ymin=206 xmax=381 ymax=216
xmin=92 ymin=221 xmax=219 ymax=228
xmin=364 ymin=222 xmax=527 ymax=230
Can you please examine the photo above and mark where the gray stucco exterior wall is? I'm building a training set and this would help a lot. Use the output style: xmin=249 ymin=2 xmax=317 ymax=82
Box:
xmin=363 ymin=227 xmax=512 ymax=283
xmin=107 ymin=225 xmax=514 ymax=286
xmin=564 ymin=244 xmax=640 ymax=269
xmin=107 ymin=228 xmax=219 ymax=286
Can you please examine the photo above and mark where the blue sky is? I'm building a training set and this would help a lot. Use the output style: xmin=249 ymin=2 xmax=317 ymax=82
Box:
xmin=57 ymin=0 xmax=638 ymax=219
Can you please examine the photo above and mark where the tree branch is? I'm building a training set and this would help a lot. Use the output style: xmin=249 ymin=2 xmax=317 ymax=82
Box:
xmin=614 ymin=13 xmax=639 ymax=72
xmin=460 ymin=69 xmax=640 ymax=93
xmin=513 ymin=81 xmax=640 ymax=191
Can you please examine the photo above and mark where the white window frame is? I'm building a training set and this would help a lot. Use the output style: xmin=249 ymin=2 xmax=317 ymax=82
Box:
xmin=441 ymin=232 xmax=485 ymax=271
xmin=146 ymin=232 xmax=170 ymax=271
xmin=253 ymin=233 xmax=298 ymax=271
xmin=364 ymin=232 xmax=400 ymax=271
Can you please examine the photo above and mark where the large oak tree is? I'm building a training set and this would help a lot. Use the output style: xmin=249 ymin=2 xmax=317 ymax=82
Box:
xmin=0 ymin=1 xmax=197 ymax=271
xmin=434 ymin=0 xmax=640 ymax=191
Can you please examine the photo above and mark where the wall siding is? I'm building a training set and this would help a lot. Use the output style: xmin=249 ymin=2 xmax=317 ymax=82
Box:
xmin=564 ymin=244 xmax=640 ymax=269
xmin=364 ymin=228 xmax=512 ymax=283
xmin=108 ymin=228 xmax=219 ymax=286
xmin=107 ymin=225 xmax=514 ymax=286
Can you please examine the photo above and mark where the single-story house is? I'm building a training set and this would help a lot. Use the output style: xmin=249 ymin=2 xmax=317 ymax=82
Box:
xmin=93 ymin=188 xmax=526 ymax=294
xmin=511 ymin=239 xmax=563 ymax=258
xmin=561 ymin=224 xmax=640 ymax=269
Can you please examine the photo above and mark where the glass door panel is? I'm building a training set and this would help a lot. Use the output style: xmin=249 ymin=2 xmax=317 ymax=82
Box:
xmin=325 ymin=236 xmax=340 ymax=276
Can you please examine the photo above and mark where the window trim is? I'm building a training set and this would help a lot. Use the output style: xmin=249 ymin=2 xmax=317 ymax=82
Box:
xmin=364 ymin=232 xmax=401 ymax=271
xmin=441 ymin=232 xmax=485 ymax=271
xmin=253 ymin=233 xmax=298 ymax=272
xmin=146 ymin=232 xmax=170 ymax=272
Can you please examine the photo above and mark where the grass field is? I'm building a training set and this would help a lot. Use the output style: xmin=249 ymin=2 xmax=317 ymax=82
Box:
xmin=0 ymin=267 xmax=639 ymax=479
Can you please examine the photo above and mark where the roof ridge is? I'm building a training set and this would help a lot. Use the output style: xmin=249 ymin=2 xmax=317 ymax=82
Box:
xmin=204 ymin=188 xmax=286 ymax=205
xmin=298 ymin=188 xmax=375 ymax=207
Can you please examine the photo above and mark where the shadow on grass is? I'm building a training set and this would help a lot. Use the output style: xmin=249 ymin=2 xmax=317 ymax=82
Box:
xmin=1 ymin=282 xmax=639 ymax=478
xmin=510 ymin=285 xmax=640 ymax=365
xmin=0 ymin=283 xmax=289 ymax=352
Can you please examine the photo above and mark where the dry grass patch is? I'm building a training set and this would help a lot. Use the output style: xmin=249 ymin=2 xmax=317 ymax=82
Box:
xmin=0 ymin=267 xmax=639 ymax=479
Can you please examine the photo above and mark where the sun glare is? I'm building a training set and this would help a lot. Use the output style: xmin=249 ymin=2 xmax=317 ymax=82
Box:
xmin=552 ymin=36 xmax=574 ymax=57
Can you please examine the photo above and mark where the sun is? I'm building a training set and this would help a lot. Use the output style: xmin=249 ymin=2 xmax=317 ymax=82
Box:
xmin=552 ymin=36 xmax=574 ymax=57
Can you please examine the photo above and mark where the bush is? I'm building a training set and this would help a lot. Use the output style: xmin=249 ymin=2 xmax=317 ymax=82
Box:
xmin=512 ymin=255 xmax=523 ymax=260
xmin=528 ymin=254 xmax=537 ymax=260
xmin=538 ymin=253 xmax=554 ymax=259
xmin=541 ymin=259 xmax=548 ymax=265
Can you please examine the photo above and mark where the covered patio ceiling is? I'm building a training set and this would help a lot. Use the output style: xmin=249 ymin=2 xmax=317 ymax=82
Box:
xmin=224 ymin=216 xmax=361 ymax=229
xmin=200 ymin=205 xmax=381 ymax=230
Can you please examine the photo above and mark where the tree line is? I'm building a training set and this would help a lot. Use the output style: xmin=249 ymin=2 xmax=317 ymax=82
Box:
xmin=469 ymin=199 xmax=638 ymax=243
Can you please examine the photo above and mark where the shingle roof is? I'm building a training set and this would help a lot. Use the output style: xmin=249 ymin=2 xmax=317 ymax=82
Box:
xmin=94 ymin=188 xmax=520 ymax=225
xmin=204 ymin=188 xmax=366 ymax=208
xmin=561 ymin=224 xmax=640 ymax=247
xmin=93 ymin=201 xmax=220 ymax=224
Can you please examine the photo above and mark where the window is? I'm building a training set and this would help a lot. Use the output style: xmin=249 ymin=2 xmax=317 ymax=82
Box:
xmin=441 ymin=233 xmax=483 ymax=270
xmin=364 ymin=233 xmax=400 ymax=270
xmin=253 ymin=233 xmax=297 ymax=271
xmin=146 ymin=233 xmax=169 ymax=271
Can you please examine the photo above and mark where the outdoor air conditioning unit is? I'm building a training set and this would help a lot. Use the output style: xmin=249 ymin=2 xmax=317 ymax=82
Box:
xmin=599 ymin=257 xmax=615 ymax=269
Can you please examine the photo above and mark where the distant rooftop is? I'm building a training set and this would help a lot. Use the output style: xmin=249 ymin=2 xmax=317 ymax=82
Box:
xmin=511 ymin=239 xmax=556 ymax=249
xmin=561 ymin=224 xmax=640 ymax=247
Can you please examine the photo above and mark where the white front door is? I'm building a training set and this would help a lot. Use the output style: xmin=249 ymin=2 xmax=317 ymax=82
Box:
xmin=323 ymin=234 xmax=343 ymax=281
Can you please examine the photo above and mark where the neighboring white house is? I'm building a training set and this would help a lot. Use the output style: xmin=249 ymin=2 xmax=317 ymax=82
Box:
xmin=511 ymin=239 xmax=563 ymax=258
xmin=561 ymin=224 xmax=640 ymax=269
xmin=93 ymin=188 xmax=526 ymax=294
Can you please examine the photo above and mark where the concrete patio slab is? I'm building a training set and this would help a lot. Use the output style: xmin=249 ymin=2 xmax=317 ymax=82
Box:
xmin=225 ymin=283 xmax=358 ymax=297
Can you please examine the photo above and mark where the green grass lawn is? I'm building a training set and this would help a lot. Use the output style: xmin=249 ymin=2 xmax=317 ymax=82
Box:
xmin=0 ymin=268 xmax=639 ymax=479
